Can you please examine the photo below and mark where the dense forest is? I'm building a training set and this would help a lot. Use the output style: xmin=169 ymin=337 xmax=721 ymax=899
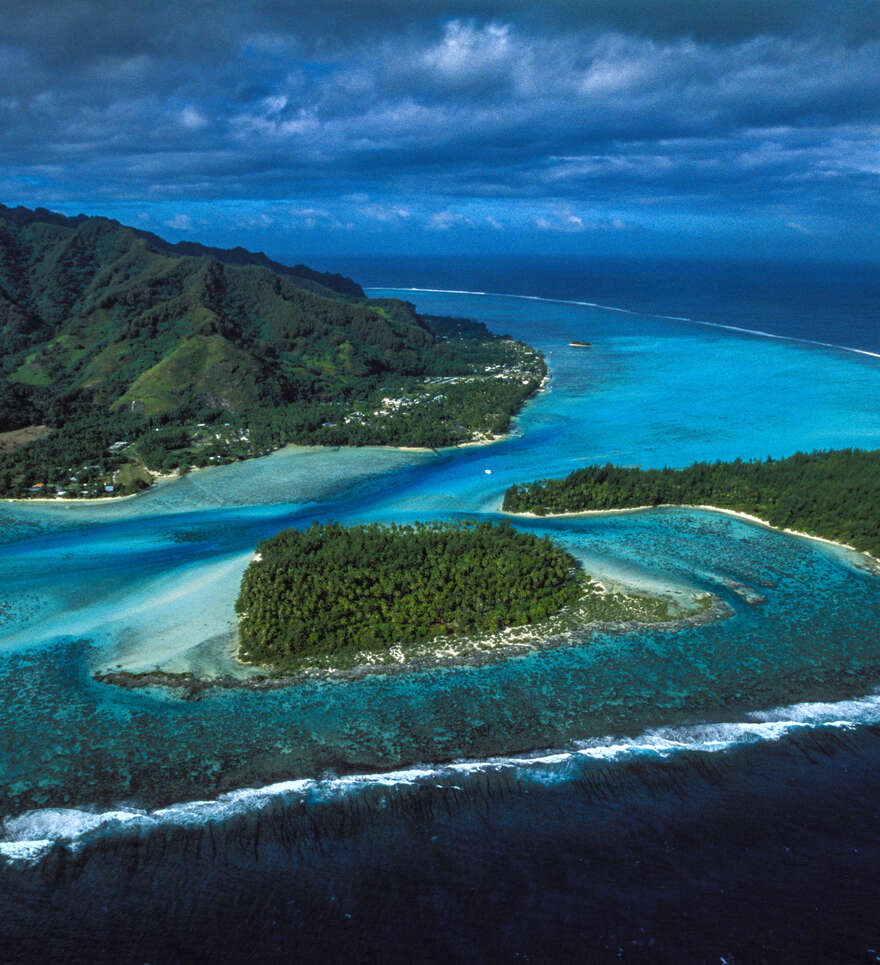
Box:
xmin=0 ymin=206 xmax=544 ymax=497
xmin=503 ymin=449 xmax=880 ymax=558
xmin=235 ymin=520 xmax=584 ymax=669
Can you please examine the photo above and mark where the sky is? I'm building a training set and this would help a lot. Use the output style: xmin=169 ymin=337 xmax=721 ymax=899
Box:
xmin=1 ymin=0 xmax=879 ymax=261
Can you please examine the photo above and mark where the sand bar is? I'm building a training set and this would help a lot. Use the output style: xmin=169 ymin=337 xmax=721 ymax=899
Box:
xmin=504 ymin=502 xmax=880 ymax=573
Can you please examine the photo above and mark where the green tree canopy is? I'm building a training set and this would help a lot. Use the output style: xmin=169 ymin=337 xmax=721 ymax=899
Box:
xmin=236 ymin=519 xmax=584 ymax=670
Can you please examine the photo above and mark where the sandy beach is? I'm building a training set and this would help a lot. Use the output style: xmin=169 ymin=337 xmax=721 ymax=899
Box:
xmin=4 ymin=373 xmax=549 ymax=503
xmin=504 ymin=502 xmax=880 ymax=572
xmin=6 ymin=492 xmax=143 ymax=505
xmin=3 ymin=471 xmax=183 ymax=505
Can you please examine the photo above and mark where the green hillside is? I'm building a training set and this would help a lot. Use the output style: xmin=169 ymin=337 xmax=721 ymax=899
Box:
xmin=0 ymin=206 xmax=544 ymax=498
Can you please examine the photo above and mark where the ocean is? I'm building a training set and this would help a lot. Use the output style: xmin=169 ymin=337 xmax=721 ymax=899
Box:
xmin=337 ymin=253 xmax=880 ymax=356
xmin=1 ymin=257 xmax=879 ymax=963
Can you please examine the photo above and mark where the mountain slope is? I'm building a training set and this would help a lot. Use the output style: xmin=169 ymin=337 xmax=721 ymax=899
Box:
xmin=0 ymin=206 xmax=545 ymax=498
xmin=0 ymin=206 xmax=440 ymax=420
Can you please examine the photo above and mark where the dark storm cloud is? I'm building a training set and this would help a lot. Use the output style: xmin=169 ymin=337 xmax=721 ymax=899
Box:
xmin=1 ymin=0 xmax=878 ymax=255
xmin=3 ymin=0 xmax=878 ymax=56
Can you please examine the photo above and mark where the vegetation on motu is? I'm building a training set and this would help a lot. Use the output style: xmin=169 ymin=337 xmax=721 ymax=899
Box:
xmin=503 ymin=449 xmax=880 ymax=558
xmin=235 ymin=520 xmax=585 ymax=670
xmin=0 ymin=205 xmax=544 ymax=498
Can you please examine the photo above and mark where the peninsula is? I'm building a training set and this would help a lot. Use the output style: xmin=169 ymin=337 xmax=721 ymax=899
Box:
xmin=502 ymin=449 xmax=880 ymax=563
xmin=0 ymin=206 xmax=544 ymax=499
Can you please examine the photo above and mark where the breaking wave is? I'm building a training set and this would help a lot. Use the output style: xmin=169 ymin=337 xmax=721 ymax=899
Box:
xmin=369 ymin=286 xmax=880 ymax=360
xmin=4 ymin=690 xmax=880 ymax=866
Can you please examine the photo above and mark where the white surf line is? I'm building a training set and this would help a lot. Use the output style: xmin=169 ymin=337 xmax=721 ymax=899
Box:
xmin=5 ymin=690 xmax=880 ymax=865
xmin=367 ymin=286 xmax=880 ymax=361
xmin=367 ymin=285 xmax=637 ymax=315
xmin=683 ymin=318 xmax=880 ymax=360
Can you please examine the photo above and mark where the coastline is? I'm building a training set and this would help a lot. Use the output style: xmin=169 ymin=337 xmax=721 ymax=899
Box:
xmin=385 ymin=371 xmax=549 ymax=454
xmin=390 ymin=435 xmax=504 ymax=453
xmin=503 ymin=503 xmax=880 ymax=574
xmin=2 ymin=373 xmax=549 ymax=504
xmin=93 ymin=584 xmax=728 ymax=696
xmin=3 ymin=471 xmax=183 ymax=506
xmin=1 ymin=436 xmax=498 ymax=503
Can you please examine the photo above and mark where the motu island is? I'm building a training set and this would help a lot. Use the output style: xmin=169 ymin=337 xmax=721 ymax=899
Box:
xmin=229 ymin=518 xmax=715 ymax=676
xmin=97 ymin=519 xmax=716 ymax=694
xmin=0 ymin=205 xmax=544 ymax=499
xmin=236 ymin=520 xmax=587 ymax=671
xmin=503 ymin=449 xmax=880 ymax=563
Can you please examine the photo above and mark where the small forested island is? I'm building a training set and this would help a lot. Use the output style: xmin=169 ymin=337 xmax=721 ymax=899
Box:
xmin=94 ymin=521 xmax=714 ymax=693
xmin=0 ymin=205 xmax=545 ymax=499
xmin=503 ymin=449 xmax=880 ymax=559
xmin=235 ymin=520 xmax=585 ymax=671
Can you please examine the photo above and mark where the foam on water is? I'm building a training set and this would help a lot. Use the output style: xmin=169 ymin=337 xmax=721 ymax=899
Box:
xmin=4 ymin=689 xmax=879 ymax=866
xmin=369 ymin=286 xmax=641 ymax=314
xmin=371 ymin=286 xmax=880 ymax=360
xmin=1 ymin=286 xmax=879 ymax=877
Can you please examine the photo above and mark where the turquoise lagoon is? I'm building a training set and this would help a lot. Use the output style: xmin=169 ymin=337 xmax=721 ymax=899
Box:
xmin=1 ymin=290 xmax=879 ymax=830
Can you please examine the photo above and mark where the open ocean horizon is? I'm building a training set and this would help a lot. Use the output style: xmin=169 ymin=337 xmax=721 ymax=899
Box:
xmin=2 ymin=256 xmax=879 ymax=963
xmin=324 ymin=253 xmax=880 ymax=357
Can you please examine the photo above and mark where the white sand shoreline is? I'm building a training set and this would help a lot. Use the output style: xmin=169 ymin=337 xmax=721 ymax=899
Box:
xmin=3 ymin=471 xmax=184 ymax=506
xmin=504 ymin=502 xmax=880 ymax=573
xmin=386 ymin=371 xmax=549 ymax=454
xmin=3 ymin=374 xmax=549 ymax=504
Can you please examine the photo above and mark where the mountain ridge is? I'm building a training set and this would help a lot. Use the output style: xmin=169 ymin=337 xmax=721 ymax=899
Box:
xmin=0 ymin=204 xmax=364 ymax=300
xmin=0 ymin=205 xmax=545 ymax=498
xmin=0 ymin=206 xmax=445 ymax=422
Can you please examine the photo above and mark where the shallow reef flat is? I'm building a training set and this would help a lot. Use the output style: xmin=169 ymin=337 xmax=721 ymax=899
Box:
xmin=1 ymin=290 xmax=879 ymax=823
